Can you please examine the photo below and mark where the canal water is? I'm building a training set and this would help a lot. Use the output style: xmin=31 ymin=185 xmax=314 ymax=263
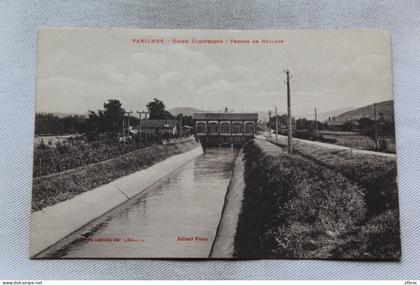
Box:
xmin=46 ymin=147 xmax=238 ymax=258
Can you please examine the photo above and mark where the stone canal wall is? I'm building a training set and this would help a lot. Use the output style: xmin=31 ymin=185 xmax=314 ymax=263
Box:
xmin=210 ymin=148 xmax=246 ymax=258
xmin=30 ymin=137 xmax=203 ymax=257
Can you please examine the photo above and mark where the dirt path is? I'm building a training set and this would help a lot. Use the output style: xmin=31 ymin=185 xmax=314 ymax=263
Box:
xmin=265 ymin=134 xmax=396 ymax=158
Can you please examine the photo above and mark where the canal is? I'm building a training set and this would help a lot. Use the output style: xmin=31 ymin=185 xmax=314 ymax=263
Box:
xmin=42 ymin=147 xmax=239 ymax=258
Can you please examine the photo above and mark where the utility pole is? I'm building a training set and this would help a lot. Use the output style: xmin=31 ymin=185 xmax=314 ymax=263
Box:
xmin=268 ymin=110 xmax=272 ymax=137
xmin=126 ymin=111 xmax=132 ymax=140
xmin=314 ymin=107 xmax=318 ymax=137
xmin=275 ymin=106 xmax=278 ymax=141
xmin=373 ymin=103 xmax=378 ymax=150
xmin=136 ymin=111 xmax=142 ymax=148
xmin=284 ymin=70 xmax=293 ymax=154
xmin=122 ymin=114 xmax=125 ymax=142
xmin=127 ymin=111 xmax=132 ymax=128
xmin=145 ymin=114 xmax=148 ymax=146
xmin=137 ymin=111 xmax=150 ymax=147
xmin=179 ymin=115 xmax=183 ymax=138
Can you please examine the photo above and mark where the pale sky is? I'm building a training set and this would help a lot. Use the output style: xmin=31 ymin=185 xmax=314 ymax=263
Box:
xmin=36 ymin=29 xmax=394 ymax=117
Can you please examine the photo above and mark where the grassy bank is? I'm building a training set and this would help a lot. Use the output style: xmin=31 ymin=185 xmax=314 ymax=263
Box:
xmin=33 ymin=140 xmax=138 ymax=177
xmin=234 ymin=139 xmax=400 ymax=259
xmin=33 ymin=133 xmax=176 ymax=177
xmin=268 ymin=137 xmax=399 ymax=217
xmin=32 ymin=138 xmax=199 ymax=212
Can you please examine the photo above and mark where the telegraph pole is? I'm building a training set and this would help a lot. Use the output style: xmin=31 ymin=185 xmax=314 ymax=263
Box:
xmin=285 ymin=70 xmax=293 ymax=154
xmin=268 ymin=110 xmax=272 ymax=137
xmin=145 ymin=114 xmax=148 ymax=146
xmin=179 ymin=115 xmax=183 ymax=138
xmin=137 ymin=111 xmax=150 ymax=147
xmin=122 ymin=114 xmax=125 ymax=142
xmin=126 ymin=111 xmax=132 ymax=129
xmin=136 ymin=111 xmax=142 ymax=148
xmin=275 ymin=106 xmax=278 ymax=141
xmin=373 ymin=103 xmax=378 ymax=150
xmin=314 ymin=107 xmax=318 ymax=137
xmin=126 ymin=111 xmax=132 ymax=140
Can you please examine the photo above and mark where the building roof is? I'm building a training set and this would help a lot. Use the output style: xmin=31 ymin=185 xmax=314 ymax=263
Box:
xmin=139 ymin=119 xmax=178 ymax=128
xmin=192 ymin=112 xmax=258 ymax=121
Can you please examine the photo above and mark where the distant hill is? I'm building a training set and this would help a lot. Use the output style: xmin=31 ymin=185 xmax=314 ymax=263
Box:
xmin=169 ymin=108 xmax=273 ymax=122
xmin=297 ymin=107 xmax=356 ymax=121
xmin=334 ymin=100 xmax=394 ymax=122
xmin=168 ymin=107 xmax=203 ymax=117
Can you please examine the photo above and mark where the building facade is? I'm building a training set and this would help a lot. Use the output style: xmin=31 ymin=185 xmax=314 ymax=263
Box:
xmin=192 ymin=112 xmax=258 ymax=147
xmin=139 ymin=119 xmax=179 ymax=135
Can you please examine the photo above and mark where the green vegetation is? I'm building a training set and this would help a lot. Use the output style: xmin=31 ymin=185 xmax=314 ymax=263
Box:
xmin=357 ymin=117 xmax=395 ymax=138
xmin=32 ymin=138 xmax=199 ymax=211
xmin=34 ymin=98 xmax=196 ymax=177
xmin=84 ymin=99 xmax=127 ymax=138
xmin=146 ymin=98 xmax=174 ymax=120
xmin=35 ymin=98 xmax=193 ymax=137
xmin=234 ymin=139 xmax=400 ymax=260
xmin=33 ymin=140 xmax=138 ymax=177
xmin=269 ymin=138 xmax=398 ymax=217
xmin=147 ymin=98 xmax=193 ymax=128
xmin=35 ymin=113 xmax=86 ymax=135
xmin=35 ymin=100 xmax=134 ymax=137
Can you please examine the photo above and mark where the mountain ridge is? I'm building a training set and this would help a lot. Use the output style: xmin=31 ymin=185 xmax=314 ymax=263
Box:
xmin=334 ymin=100 xmax=394 ymax=122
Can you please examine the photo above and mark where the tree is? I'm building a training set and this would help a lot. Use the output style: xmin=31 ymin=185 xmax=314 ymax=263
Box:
xmin=342 ymin=121 xmax=356 ymax=131
xmin=102 ymin=99 xmax=125 ymax=134
xmin=358 ymin=117 xmax=375 ymax=129
xmin=296 ymin=118 xmax=313 ymax=130
xmin=379 ymin=121 xmax=395 ymax=136
xmin=146 ymin=98 xmax=174 ymax=119
xmin=35 ymin=113 xmax=86 ymax=135
xmin=147 ymin=98 xmax=165 ymax=119
xmin=85 ymin=99 xmax=125 ymax=138
xmin=85 ymin=110 xmax=103 ymax=136
xmin=175 ymin=113 xmax=193 ymax=127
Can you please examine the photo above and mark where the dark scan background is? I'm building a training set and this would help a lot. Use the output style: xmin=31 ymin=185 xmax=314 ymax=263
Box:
xmin=0 ymin=0 xmax=419 ymax=279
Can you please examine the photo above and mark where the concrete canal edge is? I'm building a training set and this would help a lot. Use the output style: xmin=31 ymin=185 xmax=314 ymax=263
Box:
xmin=32 ymin=137 xmax=201 ymax=212
xmin=29 ymin=142 xmax=203 ymax=258
xmin=210 ymin=148 xmax=245 ymax=258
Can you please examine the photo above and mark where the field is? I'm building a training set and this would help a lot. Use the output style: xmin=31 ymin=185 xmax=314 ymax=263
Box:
xmin=321 ymin=133 xmax=375 ymax=149
xmin=33 ymin=134 xmax=171 ymax=177
xmin=33 ymin=140 xmax=138 ymax=177
xmin=234 ymin=138 xmax=400 ymax=260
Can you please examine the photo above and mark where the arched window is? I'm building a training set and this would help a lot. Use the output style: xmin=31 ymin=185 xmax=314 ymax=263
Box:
xmin=232 ymin=123 xmax=242 ymax=134
xmin=196 ymin=123 xmax=205 ymax=134
xmin=208 ymin=123 xmax=218 ymax=134
xmin=220 ymin=123 xmax=230 ymax=134
xmin=245 ymin=122 xmax=254 ymax=134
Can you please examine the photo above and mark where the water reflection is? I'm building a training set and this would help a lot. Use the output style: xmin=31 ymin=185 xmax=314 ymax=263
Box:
xmin=60 ymin=147 xmax=238 ymax=258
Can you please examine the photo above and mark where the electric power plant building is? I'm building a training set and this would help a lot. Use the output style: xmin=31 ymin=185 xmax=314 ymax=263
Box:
xmin=192 ymin=112 xmax=258 ymax=147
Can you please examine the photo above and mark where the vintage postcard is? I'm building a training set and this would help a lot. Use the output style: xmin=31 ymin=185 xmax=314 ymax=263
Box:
xmin=30 ymin=29 xmax=400 ymax=259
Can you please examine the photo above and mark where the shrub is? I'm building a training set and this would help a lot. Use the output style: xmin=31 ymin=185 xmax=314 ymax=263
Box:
xmin=331 ymin=209 xmax=401 ymax=259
